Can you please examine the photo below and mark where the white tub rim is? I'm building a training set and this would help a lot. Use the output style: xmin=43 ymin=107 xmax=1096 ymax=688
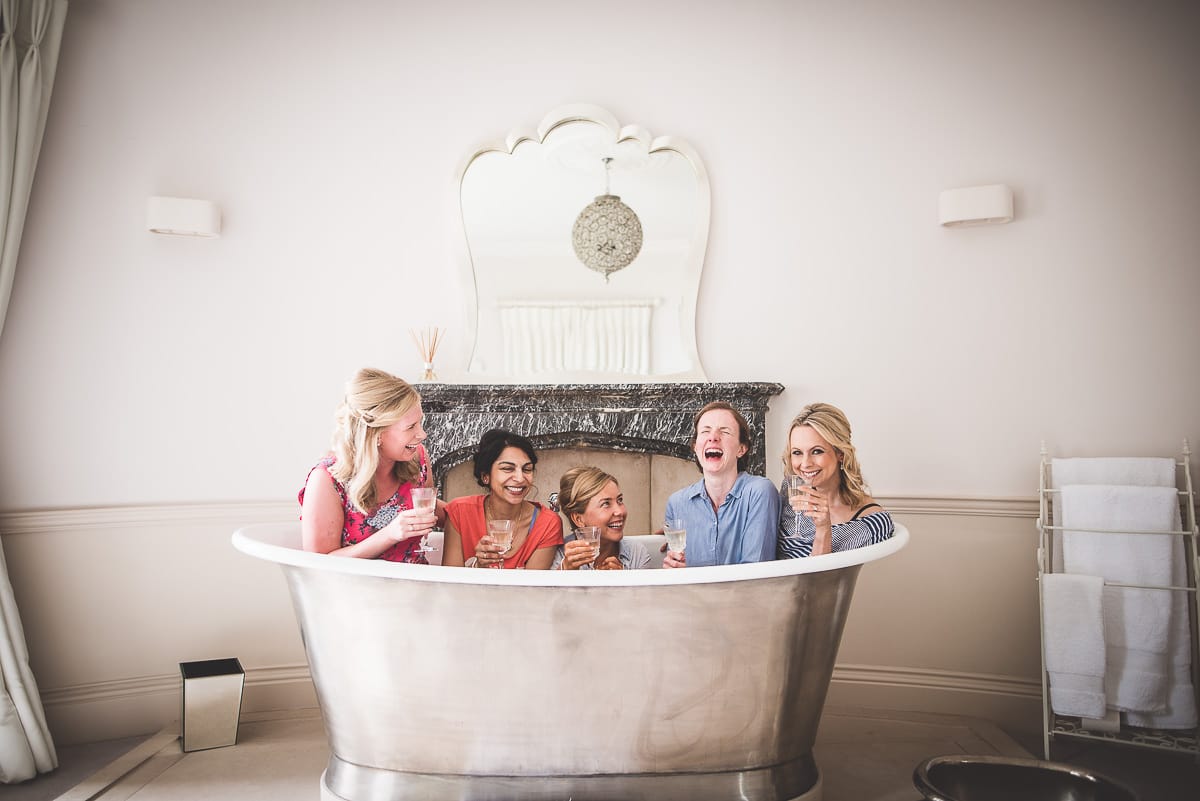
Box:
xmin=233 ymin=521 xmax=908 ymax=587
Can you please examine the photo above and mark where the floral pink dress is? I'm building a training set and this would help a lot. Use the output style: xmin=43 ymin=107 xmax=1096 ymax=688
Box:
xmin=298 ymin=446 xmax=431 ymax=564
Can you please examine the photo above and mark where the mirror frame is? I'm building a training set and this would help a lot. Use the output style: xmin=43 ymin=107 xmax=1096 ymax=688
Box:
xmin=454 ymin=104 xmax=710 ymax=383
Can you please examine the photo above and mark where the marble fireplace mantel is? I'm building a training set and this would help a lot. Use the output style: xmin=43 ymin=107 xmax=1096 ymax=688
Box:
xmin=418 ymin=382 xmax=786 ymax=487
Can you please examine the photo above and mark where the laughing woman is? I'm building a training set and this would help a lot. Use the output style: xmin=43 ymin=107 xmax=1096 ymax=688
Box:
xmin=441 ymin=429 xmax=564 ymax=569
xmin=777 ymin=403 xmax=894 ymax=558
xmin=662 ymin=401 xmax=780 ymax=568
xmin=299 ymin=368 xmax=444 ymax=562
xmin=551 ymin=466 xmax=652 ymax=570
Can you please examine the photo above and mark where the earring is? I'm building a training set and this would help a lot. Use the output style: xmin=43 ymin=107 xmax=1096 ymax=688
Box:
xmin=376 ymin=436 xmax=382 ymax=448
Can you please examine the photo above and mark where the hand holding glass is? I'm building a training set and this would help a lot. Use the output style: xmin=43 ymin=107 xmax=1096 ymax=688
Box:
xmin=575 ymin=526 xmax=601 ymax=561
xmin=485 ymin=519 xmax=515 ymax=569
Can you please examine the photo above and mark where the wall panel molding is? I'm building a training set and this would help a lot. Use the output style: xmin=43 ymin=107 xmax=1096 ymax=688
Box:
xmin=0 ymin=495 xmax=1038 ymax=534
xmin=877 ymin=495 xmax=1038 ymax=519
xmin=0 ymin=501 xmax=295 ymax=535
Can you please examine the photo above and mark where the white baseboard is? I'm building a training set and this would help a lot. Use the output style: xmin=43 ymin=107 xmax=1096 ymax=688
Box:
xmin=43 ymin=664 xmax=318 ymax=746
xmin=828 ymin=664 xmax=1043 ymax=745
xmin=42 ymin=660 xmax=1039 ymax=746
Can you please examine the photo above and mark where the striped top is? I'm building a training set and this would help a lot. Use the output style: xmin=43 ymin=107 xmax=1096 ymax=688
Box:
xmin=776 ymin=480 xmax=894 ymax=559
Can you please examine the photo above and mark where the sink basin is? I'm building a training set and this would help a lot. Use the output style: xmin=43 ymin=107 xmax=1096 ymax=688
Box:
xmin=913 ymin=754 xmax=1139 ymax=801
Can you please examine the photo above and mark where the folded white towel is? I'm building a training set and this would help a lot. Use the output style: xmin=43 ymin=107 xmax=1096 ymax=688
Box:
xmin=1124 ymin=666 xmax=1198 ymax=729
xmin=1043 ymin=573 xmax=1106 ymax=718
xmin=1123 ymin=513 xmax=1197 ymax=729
xmin=1051 ymin=457 xmax=1177 ymax=489
xmin=1049 ymin=458 xmax=1176 ymax=573
xmin=1106 ymin=644 xmax=1170 ymax=713
xmin=1060 ymin=484 xmax=1179 ymax=713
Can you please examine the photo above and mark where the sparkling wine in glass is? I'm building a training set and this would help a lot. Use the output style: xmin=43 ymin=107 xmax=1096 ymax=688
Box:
xmin=786 ymin=474 xmax=810 ymax=537
xmin=663 ymin=518 xmax=686 ymax=555
xmin=411 ymin=488 xmax=438 ymax=552
xmin=486 ymin=519 xmax=515 ymax=568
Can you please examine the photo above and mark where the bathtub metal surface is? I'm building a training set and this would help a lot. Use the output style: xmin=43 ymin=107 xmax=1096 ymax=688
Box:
xmin=233 ymin=523 xmax=908 ymax=801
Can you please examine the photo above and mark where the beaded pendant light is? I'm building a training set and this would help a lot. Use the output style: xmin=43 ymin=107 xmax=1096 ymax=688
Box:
xmin=571 ymin=157 xmax=643 ymax=282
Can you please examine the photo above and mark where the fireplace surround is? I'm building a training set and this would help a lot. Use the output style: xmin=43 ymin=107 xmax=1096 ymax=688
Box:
xmin=418 ymin=382 xmax=786 ymax=487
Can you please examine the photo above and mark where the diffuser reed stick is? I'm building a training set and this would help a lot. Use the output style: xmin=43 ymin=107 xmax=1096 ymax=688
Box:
xmin=410 ymin=326 xmax=444 ymax=382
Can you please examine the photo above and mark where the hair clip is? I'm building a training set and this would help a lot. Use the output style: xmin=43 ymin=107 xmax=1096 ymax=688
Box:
xmin=547 ymin=492 xmax=560 ymax=512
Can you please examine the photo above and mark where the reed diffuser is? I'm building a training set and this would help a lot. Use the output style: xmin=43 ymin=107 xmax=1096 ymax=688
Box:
xmin=409 ymin=326 xmax=444 ymax=382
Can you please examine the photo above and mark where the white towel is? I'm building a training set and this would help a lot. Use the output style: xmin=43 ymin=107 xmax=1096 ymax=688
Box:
xmin=1042 ymin=573 xmax=1107 ymax=718
xmin=1051 ymin=457 xmax=1177 ymax=489
xmin=1049 ymin=457 xmax=1176 ymax=572
xmin=1123 ymin=513 xmax=1197 ymax=729
xmin=1060 ymin=484 xmax=1179 ymax=713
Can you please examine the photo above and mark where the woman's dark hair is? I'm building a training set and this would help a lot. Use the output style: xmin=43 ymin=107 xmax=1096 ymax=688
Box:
xmin=473 ymin=428 xmax=538 ymax=488
xmin=692 ymin=401 xmax=753 ymax=473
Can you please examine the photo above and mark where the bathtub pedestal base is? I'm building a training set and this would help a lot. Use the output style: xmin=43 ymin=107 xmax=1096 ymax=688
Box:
xmin=319 ymin=754 xmax=822 ymax=801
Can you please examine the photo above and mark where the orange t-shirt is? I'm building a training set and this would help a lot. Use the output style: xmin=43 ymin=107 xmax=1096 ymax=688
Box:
xmin=446 ymin=495 xmax=563 ymax=568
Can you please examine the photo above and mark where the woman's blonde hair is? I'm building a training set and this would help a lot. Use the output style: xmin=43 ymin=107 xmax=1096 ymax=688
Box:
xmin=330 ymin=368 xmax=421 ymax=514
xmin=557 ymin=466 xmax=619 ymax=531
xmin=782 ymin=402 xmax=869 ymax=509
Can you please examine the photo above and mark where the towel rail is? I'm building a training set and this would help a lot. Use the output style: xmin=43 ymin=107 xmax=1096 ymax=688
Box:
xmin=1038 ymin=574 xmax=1195 ymax=592
xmin=1042 ymin=524 xmax=1190 ymax=536
xmin=1037 ymin=441 xmax=1200 ymax=763
xmin=1043 ymin=488 xmax=1189 ymax=497
xmin=1100 ymin=581 xmax=1195 ymax=593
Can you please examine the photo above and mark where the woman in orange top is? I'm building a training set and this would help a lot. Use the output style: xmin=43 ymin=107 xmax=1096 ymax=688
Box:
xmin=441 ymin=429 xmax=563 ymax=569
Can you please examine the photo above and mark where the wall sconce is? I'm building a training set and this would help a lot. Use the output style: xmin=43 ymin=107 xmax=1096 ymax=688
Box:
xmin=938 ymin=184 xmax=1013 ymax=227
xmin=146 ymin=196 xmax=221 ymax=237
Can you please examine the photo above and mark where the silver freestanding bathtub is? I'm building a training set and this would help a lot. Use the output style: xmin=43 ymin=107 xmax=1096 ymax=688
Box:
xmin=233 ymin=522 xmax=908 ymax=801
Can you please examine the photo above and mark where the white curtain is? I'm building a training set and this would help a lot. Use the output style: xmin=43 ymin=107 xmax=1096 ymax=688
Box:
xmin=0 ymin=0 xmax=68 ymax=783
xmin=500 ymin=300 xmax=655 ymax=375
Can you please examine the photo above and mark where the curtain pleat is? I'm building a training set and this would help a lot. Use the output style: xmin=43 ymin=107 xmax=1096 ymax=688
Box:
xmin=499 ymin=301 xmax=654 ymax=375
xmin=0 ymin=0 xmax=69 ymax=783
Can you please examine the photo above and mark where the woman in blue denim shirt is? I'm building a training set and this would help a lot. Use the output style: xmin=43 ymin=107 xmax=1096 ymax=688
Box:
xmin=662 ymin=402 xmax=779 ymax=568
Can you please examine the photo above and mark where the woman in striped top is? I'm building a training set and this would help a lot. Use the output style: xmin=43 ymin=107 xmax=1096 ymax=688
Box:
xmin=777 ymin=403 xmax=894 ymax=558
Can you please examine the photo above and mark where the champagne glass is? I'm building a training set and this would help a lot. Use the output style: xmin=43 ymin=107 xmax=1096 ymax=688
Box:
xmin=663 ymin=518 xmax=686 ymax=556
xmin=486 ymin=519 xmax=514 ymax=569
xmin=410 ymin=488 xmax=438 ymax=553
xmin=576 ymin=525 xmax=602 ymax=563
xmin=785 ymin=475 xmax=809 ymax=538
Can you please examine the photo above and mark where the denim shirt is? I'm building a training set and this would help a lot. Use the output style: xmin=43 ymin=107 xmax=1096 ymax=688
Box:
xmin=664 ymin=472 xmax=780 ymax=567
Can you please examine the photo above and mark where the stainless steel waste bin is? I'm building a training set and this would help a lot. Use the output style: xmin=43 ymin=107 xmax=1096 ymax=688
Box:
xmin=179 ymin=658 xmax=245 ymax=752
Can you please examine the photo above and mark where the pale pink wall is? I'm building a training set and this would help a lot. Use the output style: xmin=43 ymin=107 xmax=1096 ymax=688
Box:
xmin=1 ymin=0 xmax=1197 ymax=509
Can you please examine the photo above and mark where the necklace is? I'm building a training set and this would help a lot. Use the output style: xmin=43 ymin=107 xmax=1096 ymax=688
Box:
xmin=484 ymin=495 xmax=528 ymax=526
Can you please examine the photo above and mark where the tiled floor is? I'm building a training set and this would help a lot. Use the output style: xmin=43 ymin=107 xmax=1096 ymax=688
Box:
xmin=9 ymin=705 xmax=1199 ymax=801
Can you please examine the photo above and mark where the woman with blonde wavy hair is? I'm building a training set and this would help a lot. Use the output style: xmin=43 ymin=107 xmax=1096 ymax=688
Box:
xmin=299 ymin=368 xmax=443 ymax=561
xmin=778 ymin=402 xmax=893 ymax=558
xmin=550 ymin=466 xmax=651 ymax=570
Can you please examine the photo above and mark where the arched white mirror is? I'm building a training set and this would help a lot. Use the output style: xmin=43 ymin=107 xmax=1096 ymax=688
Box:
xmin=456 ymin=105 xmax=709 ymax=382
